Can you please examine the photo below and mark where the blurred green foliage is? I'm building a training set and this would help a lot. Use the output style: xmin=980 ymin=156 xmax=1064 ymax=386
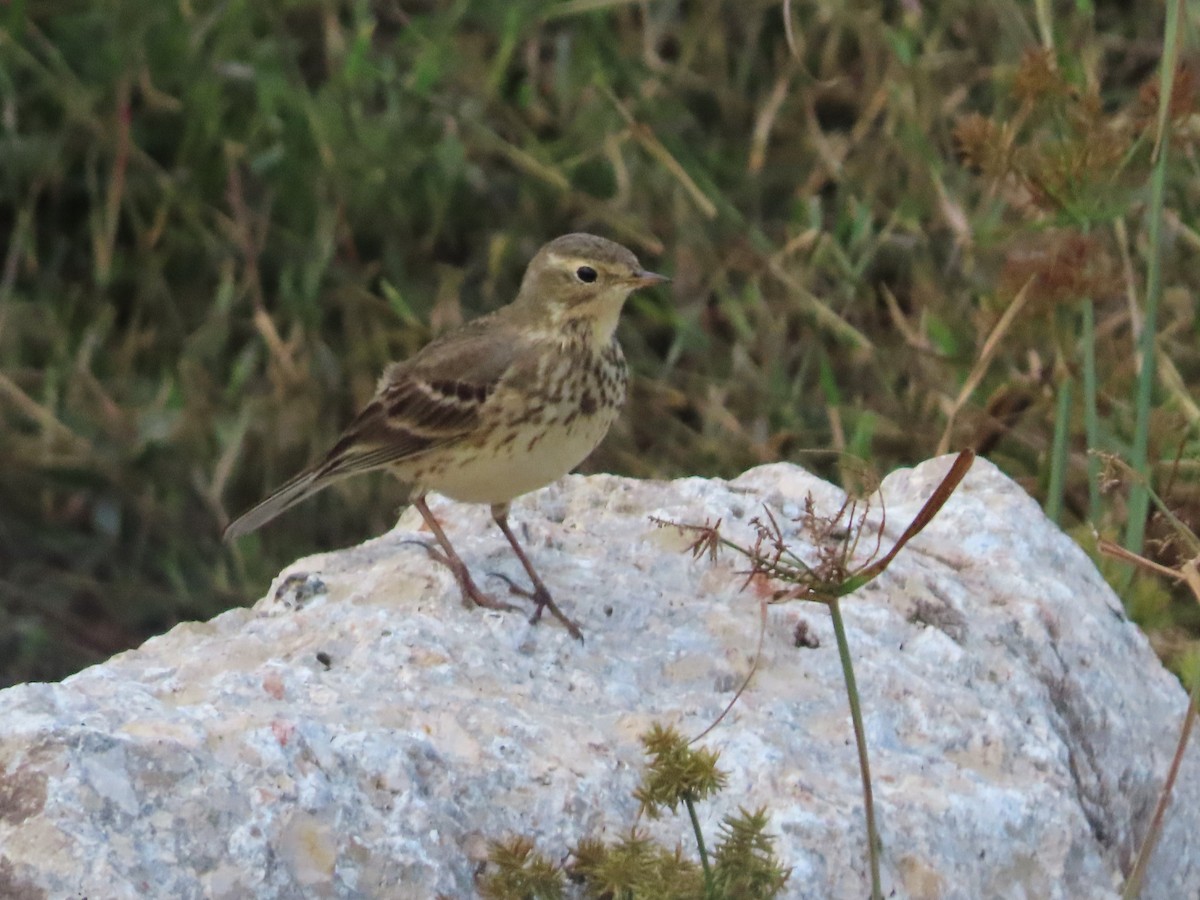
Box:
xmin=2 ymin=0 xmax=1199 ymax=685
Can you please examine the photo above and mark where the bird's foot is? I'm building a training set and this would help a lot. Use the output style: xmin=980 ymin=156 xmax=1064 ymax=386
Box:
xmin=489 ymin=572 xmax=585 ymax=642
xmin=407 ymin=540 xmax=518 ymax=612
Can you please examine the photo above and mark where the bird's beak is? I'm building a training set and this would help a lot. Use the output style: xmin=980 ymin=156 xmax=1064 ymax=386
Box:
xmin=629 ymin=270 xmax=670 ymax=288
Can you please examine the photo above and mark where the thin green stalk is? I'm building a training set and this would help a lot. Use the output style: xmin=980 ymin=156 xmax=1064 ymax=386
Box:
xmin=684 ymin=793 xmax=714 ymax=894
xmin=1081 ymin=299 xmax=1101 ymax=520
xmin=827 ymin=596 xmax=882 ymax=900
xmin=1046 ymin=374 xmax=1073 ymax=524
xmin=1124 ymin=0 xmax=1180 ymax=555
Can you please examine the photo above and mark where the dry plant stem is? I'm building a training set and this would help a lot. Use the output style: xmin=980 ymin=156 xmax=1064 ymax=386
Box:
xmin=1122 ymin=688 xmax=1198 ymax=899
xmin=690 ymin=595 xmax=768 ymax=744
xmin=782 ymin=0 xmax=799 ymax=58
xmin=94 ymin=77 xmax=130 ymax=285
xmin=601 ymin=86 xmax=718 ymax=219
xmin=1096 ymin=539 xmax=1182 ymax=582
xmin=490 ymin=506 xmax=585 ymax=642
xmin=1097 ymin=454 xmax=1200 ymax=558
xmin=1092 ymin=549 xmax=1200 ymax=900
xmin=854 ymin=450 xmax=975 ymax=585
xmin=1157 ymin=350 xmax=1200 ymax=427
xmin=413 ymin=497 xmax=517 ymax=613
xmin=0 ymin=371 xmax=91 ymax=453
xmin=936 ymin=280 xmax=1034 ymax=456
xmin=827 ymin=595 xmax=883 ymax=900
xmin=749 ymin=63 xmax=797 ymax=175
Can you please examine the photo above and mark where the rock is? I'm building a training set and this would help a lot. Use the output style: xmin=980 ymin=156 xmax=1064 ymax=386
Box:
xmin=0 ymin=457 xmax=1196 ymax=899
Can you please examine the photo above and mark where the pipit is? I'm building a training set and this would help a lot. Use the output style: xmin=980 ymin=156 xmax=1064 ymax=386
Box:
xmin=224 ymin=233 xmax=668 ymax=640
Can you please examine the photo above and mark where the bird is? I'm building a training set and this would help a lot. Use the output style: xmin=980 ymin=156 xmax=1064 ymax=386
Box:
xmin=224 ymin=233 xmax=669 ymax=641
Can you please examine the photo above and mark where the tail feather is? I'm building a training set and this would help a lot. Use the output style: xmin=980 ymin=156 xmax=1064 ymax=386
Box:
xmin=223 ymin=467 xmax=338 ymax=541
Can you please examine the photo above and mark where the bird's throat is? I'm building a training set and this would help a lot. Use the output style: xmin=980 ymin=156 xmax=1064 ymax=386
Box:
xmin=565 ymin=293 xmax=627 ymax=347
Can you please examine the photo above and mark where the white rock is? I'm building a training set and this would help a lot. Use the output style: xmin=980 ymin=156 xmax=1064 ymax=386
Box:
xmin=0 ymin=458 xmax=1196 ymax=899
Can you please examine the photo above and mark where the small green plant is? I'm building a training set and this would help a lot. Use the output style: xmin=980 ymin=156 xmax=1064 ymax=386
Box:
xmin=656 ymin=450 xmax=975 ymax=900
xmin=482 ymin=447 xmax=1193 ymax=898
xmin=478 ymin=725 xmax=789 ymax=900
xmin=477 ymin=836 xmax=564 ymax=900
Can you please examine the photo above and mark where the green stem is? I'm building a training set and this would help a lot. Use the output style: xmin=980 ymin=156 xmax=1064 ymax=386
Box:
xmin=685 ymin=793 xmax=713 ymax=894
xmin=1081 ymin=298 xmax=1101 ymax=521
xmin=1046 ymin=373 xmax=1072 ymax=525
xmin=828 ymin=596 xmax=882 ymax=900
xmin=1125 ymin=0 xmax=1179 ymax=555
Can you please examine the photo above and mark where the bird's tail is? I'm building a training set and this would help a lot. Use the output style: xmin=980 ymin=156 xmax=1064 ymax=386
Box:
xmin=223 ymin=466 xmax=344 ymax=541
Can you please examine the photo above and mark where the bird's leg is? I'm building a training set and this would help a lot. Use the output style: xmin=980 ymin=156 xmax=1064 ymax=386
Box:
xmin=490 ymin=503 xmax=584 ymax=642
xmin=413 ymin=496 xmax=516 ymax=612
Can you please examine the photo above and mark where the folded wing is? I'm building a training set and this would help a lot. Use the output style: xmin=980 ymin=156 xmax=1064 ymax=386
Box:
xmin=223 ymin=314 xmax=528 ymax=540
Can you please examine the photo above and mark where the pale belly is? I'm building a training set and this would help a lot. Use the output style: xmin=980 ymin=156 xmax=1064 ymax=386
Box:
xmin=420 ymin=406 xmax=618 ymax=506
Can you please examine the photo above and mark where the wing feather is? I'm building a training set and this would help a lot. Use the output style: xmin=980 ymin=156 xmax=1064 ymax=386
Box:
xmin=224 ymin=313 xmax=532 ymax=540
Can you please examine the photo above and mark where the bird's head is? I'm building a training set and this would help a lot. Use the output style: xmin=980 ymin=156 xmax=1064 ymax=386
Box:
xmin=516 ymin=233 xmax=668 ymax=340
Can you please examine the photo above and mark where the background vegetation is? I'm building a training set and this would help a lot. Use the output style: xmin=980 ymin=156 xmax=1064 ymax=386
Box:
xmin=2 ymin=0 xmax=1198 ymax=686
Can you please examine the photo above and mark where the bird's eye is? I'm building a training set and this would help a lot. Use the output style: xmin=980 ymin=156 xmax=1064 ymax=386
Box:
xmin=575 ymin=266 xmax=598 ymax=283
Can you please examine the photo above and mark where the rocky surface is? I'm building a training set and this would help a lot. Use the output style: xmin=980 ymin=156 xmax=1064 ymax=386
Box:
xmin=1 ymin=457 xmax=1197 ymax=899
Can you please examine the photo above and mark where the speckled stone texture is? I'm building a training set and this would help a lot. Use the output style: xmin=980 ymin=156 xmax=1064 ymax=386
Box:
xmin=1 ymin=458 xmax=1197 ymax=899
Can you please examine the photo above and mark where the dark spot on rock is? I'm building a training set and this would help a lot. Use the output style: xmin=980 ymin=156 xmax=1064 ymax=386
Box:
xmin=0 ymin=766 xmax=47 ymax=826
xmin=793 ymin=619 xmax=820 ymax=649
xmin=907 ymin=595 xmax=968 ymax=644
xmin=0 ymin=856 xmax=47 ymax=900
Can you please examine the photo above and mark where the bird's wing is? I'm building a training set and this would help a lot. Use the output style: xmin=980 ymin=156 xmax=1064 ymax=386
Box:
xmin=223 ymin=313 xmax=529 ymax=540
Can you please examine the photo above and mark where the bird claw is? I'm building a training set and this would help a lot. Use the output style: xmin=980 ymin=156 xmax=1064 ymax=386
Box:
xmin=399 ymin=537 xmax=444 ymax=563
xmin=401 ymin=531 xmax=580 ymax=638
xmin=407 ymin=539 xmax=517 ymax=612
xmin=488 ymin=571 xmax=584 ymax=642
